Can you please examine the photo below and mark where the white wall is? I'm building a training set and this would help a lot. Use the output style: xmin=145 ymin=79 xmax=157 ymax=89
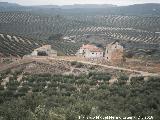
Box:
xmin=31 ymin=51 xmax=38 ymax=56
xmin=85 ymin=50 xmax=103 ymax=58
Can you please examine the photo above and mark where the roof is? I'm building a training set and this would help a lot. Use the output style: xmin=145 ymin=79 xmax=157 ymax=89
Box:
xmin=87 ymin=47 xmax=103 ymax=52
xmin=81 ymin=44 xmax=97 ymax=49
xmin=81 ymin=44 xmax=103 ymax=52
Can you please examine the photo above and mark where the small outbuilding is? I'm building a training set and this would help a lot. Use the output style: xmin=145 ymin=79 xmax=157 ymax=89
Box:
xmin=31 ymin=45 xmax=57 ymax=57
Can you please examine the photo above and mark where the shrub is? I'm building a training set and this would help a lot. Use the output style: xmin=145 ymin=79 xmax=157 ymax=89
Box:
xmin=75 ymin=62 xmax=84 ymax=68
xmin=0 ymin=85 xmax=4 ymax=91
xmin=76 ymin=79 xmax=86 ymax=85
xmin=71 ymin=61 xmax=77 ymax=66
xmin=12 ymin=69 xmax=23 ymax=76
xmin=18 ymin=85 xmax=30 ymax=93
xmin=98 ymin=84 xmax=109 ymax=90
xmin=124 ymin=51 xmax=134 ymax=58
xmin=130 ymin=76 xmax=144 ymax=85
xmin=65 ymin=111 xmax=78 ymax=120
xmin=90 ymin=72 xmax=111 ymax=81
xmin=7 ymin=86 xmax=17 ymax=91
xmin=71 ymin=61 xmax=84 ymax=68
xmin=118 ymin=74 xmax=129 ymax=85
xmin=118 ymin=74 xmax=129 ymax=81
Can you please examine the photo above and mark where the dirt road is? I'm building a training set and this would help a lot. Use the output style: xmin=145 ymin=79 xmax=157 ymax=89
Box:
xmin=0 ymin=56 xmax=159 ymax=77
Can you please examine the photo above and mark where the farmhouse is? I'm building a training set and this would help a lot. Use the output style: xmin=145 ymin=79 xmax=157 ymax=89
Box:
xmin=31 ymin=45 xmax=57 ymax=57
xmin=76 ymin=44 xmax=103 ymax=58
xmin=105 ymin=41 xmax=124 ymax=62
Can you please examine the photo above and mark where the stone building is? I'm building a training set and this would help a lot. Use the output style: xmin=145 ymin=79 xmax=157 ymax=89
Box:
xmin=105 ymin=41 xmax=124 ymax=62
xmin=31 ymin=45 xmax=57 ymax=57
xmin=76 ymin=44 xmax=103 ymax=58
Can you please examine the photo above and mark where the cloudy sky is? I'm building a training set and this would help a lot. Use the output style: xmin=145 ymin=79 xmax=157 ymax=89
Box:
xmin=0 ymin=0 xmax=160 ymax=6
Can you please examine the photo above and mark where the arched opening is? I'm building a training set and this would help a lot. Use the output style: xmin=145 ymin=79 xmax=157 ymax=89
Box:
xmin=37 ymin=51 xmax=48 ymax=56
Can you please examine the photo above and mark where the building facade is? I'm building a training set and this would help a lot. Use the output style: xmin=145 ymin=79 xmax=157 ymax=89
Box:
xmin=105 ymin=41 xmax=124 ymax=62
xmin=31 ymin=45 xmax=57 ymax=57
xmin=76 ymin=44 xmax=103 ymax=58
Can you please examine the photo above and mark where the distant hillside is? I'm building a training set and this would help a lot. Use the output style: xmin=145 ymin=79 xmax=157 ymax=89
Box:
xmin=0 ymin=33 xmax=46 ymax=57
xmin=58 ymin=3 xmax=160 ymax=16
xmin=61 ymin=4 xmax=117 ymax=9
xmin=0 ymin=2 xmax=160 ymax=15
xmin=0 ymin=32 xmax=82 ymax=57
xmin=0 ymin=2 xmax=20 ymax=7
xmin=0 ymin=3 xmax=160 ymax=58
xmin=0 ymin=12 xmax=160 ymax=40
xmin=0 ymin=2 xmax=26 ymax=12
xmin=115 ymin=3 xmax=160 ymax=15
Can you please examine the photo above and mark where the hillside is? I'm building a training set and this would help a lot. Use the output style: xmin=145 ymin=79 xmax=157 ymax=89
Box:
xmin=0 ymin=2 xmax=27 ymax=12
xmin=0 ymin=33 xmax=82 ymax=57
xmin=0 ymin=3 xmax=160 ymax=59
xmin=0 ymin=12 xmax=160 ymax=39
xmin=0 ymin=12 xmax=160 ymax=59
xmin=0 ymin=2 xmax=20 ymax=7
xmin=0 ymin=2 xmax=160 ymax=15
xmin=118 ymin=3 xmax=160 ymax=15
xmin=0 ymin=61 xmax=160 ymax=119
xmin=0 ymin=33 xmax=46 ymax=57
xmin=0 ymin=2 xmax=160 ymax=120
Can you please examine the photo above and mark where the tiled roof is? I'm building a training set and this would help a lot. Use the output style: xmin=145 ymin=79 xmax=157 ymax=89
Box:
xmin=88 ymin=48 xmax=103 ymax=52
xmin=81 ymin=44 xmax=103 ymax=52
xmin=81 ymin=44 xmax=97 ymax=49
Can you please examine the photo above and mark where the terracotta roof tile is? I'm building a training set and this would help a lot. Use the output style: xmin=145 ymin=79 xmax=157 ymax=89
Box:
xmin=81 ymin=44 xmax=103 ymax=52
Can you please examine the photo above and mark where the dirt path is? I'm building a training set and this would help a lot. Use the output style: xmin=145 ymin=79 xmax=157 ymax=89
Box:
xmin=0 ymin=59 xmax=34 ymax=72
xmin=48 ymin=57 xmax=159 ymax=77
xmin=0 ymin=57 xmax=159 ymax=77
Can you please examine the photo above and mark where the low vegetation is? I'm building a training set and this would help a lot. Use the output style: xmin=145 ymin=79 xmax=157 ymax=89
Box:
xmin=0 ymin=70 xmax=160 ymax=120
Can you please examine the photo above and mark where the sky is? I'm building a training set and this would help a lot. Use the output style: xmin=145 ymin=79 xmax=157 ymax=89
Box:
xmin=0 ymin=0 xmax=160 ymax=6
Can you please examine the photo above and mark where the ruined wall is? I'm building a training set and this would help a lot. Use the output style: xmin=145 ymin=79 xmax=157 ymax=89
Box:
xmin=105 ymin=42 xmax=124 ymax=63
xmin=108 ymin=49 xmax=124 ymax=62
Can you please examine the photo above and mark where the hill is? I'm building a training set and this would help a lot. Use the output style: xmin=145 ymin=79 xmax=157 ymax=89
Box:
xmin=0 ymin=12 xmax=160 ymax=39
xmin=0 ymin=33 xmax=46 ymax=57
xmin=0 ymin=32 xmax=82 ymax=57
xmin=0 ymin=2 xmax=20 ymax=7
xmin=0 ymin=2 xmax=26 ymax=12
xmin=0 ymin=11 xmax=160 ymax=59
xmin=0 ymin=61 xmax=160 ymax=119
xmin=0 ymin=3 xmax=160 ymax=59
xmin=0 ymin=2 xmax=160 ymax=15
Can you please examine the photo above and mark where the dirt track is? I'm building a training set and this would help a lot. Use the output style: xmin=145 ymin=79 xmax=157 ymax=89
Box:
xmin=0 ymin=56 xmax=159 ymax=77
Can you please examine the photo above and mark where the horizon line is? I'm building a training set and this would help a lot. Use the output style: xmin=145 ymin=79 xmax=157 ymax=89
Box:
xmin=1 ymin=1 xmax=160 ymax=7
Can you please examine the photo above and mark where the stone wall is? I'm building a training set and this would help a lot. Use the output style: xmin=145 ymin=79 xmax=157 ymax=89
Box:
xmin=108 ymin=49 xmax=124 ymax=63
xmin=105 ymin=42 xmax=124 ymax=63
